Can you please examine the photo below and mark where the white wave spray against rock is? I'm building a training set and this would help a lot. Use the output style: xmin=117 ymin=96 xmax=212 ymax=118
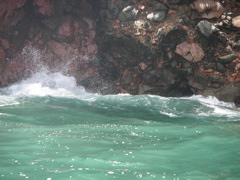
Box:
xmin=0 ymin=70 xmax=85 ymax=98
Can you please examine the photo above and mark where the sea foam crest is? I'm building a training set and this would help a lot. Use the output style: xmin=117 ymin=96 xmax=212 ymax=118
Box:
xmin=0 ymin=70 xmax=85 ymax=98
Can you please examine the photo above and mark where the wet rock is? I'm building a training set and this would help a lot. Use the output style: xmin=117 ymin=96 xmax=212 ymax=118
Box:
xmin=235 ymin=63 xmax=240 ymax=71
xmin=41 ymin=17 xmax=59 ymax=30
xmin=106 ymin=1 xmax=120 ymax=20
xmin=232 ymin=42 xmax=240 ymax=51
xmin=0 ymin=39 xmax=10 ymax=50
xmin=154 ymin=3 xmax=168 ymax=11
xmin=118 ymin=6 xmax=138 ymax=22
xmin=175 ymin=41 xmax=204 ymax=63
xmin=138 ymin=84 xmax=158 ymax=95
xmin=99 ymin=53 xmax=120 ymax=82
xmin=134 ymin=20 xmax=150 ymax=35
xmin=0 ymin=47 xmax=6 ymax=61
xmin=232 ymin=15 xmax=240 ymax=28
xmin=121 ymin=76 xmax=132 ymax=85
xmin=0 ymin=0 xmax=27 ymax=32
xmin=121 ymin=69 xmax=133 ymax=85
xmin=197 ymin=20 xmax=216 ymax=38
xmin=218 ymin=53 xmax=237 ymax=64
xmin=134 ymin=20 xmax=150 ymax=29
xmin=208 ymin=74 xmax=227 ymax=88
xmin=189 ymin=74 xmax=208 ymax=91
xmin=168 ymin=0 xmax=194 ymax=5
xmin=217 ymin=31 xmax=228 ymax=44
xmin=139 ymin=62 xmax=148 ymax=71
xmin=0 ymin=47 xmax=6 ymax=74
xmin=206 ymin=82 xmax=240 ymax=103
xmin=75 ymin=67 xmax=98 ymax=86
xmin=216 ymin=62 xmax=226 ymax=73
xmin=47 ymin=40 xmax=76 ymax=61
xmin=191 ymin=0 xmax=225 ymax=19
xmin=142 ymin=69 xmax=175 ymax=86
xmin=34 ymin=0 xmax=54 ymax=16
xmin=160 ymin=27 xmax=187 ymax=50
xmin=147 ymin=11 xmax=167 ymax=22
xmin=54 ymin=16 xmax=74 ymax=43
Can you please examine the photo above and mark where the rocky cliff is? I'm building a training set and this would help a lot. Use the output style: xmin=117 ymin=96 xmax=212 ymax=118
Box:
xmin=0 ymin=0 xmax=240 ymax=105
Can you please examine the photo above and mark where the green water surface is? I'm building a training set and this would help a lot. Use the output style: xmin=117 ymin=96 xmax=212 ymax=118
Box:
xmin=0 ymin=95 xmax=240 ymax=180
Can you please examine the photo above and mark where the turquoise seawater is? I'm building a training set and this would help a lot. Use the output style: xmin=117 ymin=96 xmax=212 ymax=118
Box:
xmin=0 ymin=72 xmax=240 ymax=180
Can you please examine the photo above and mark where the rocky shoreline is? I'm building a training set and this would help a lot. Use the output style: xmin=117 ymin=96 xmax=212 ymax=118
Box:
xmin=0 ymin=0 xmax=240 ymax=105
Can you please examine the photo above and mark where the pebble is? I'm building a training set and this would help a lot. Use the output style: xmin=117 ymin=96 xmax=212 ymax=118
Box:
xmin=232 ymin=16 xmax=240 ymax=28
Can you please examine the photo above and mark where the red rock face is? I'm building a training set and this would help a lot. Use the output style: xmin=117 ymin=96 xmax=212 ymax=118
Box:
xmin=57 ymin=16 xmax=74 ymax=42
xmin=33 ymin=0 xmax=53 ymax=16
xmin=0 ymin=0 xmax=27 ymax=32
xmin=0 ymin=0 xmax=240 ymax=103
xmin=175 ymin=42 xmax=204 ymax=63
xmin=0 ymin=0 xmax=99 ymax=88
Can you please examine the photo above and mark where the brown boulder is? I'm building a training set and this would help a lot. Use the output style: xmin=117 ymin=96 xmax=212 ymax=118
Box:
xmin=0 ymin=39 xmax=10 ymax=49
xmin=232 ymin=16 xmax=240 ymax=28
xmin=56 ymin=16 xmax=74 ymax=43
xmin=191 ymin=0 xmax=225 ymax=19
xmin=175 ymin=41 xmax=204 ymax=63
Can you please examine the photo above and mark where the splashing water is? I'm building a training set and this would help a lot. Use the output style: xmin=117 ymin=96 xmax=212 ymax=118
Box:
xmin=0 ymin=71 xmax=240 ymax=180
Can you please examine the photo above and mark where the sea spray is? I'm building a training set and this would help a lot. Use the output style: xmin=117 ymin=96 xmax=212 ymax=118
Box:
xmin=0 ymin=70 xmax=85 ymax=97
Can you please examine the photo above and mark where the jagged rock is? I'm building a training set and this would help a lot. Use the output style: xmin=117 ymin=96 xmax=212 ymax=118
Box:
xmin=204 ymin=82 xmax=240 ymax=103
xmin=191 ymin=0 xmax=216 ymax=12
xmin=134 ymin=20 xmax=150 ymax=30
xmin=139 ymin=62 xmax=148 ymax=71
xmin=0 ymin=47 xmax=5 ymax=61
xmin=191 ymin=0 xmax=225 ymax=19
xmin=118 ymin=6 xmax=138 ymax=22
xmin=134 ymin=20 xmax=150 ymax=35
xmin=160 ymin=27 xmax=187 ymax=50
xmin=106 ymin=1 xmax=120 ymax=20
xmin=154 ymin=3 xmax=168 ymax=11
xmin=147 ymin=11 xmax=167 ymax=22
xmin=208 ymin=74 xmax=227 ymax=88
xmin=175 ymin=41 xmax=204 ymax=63
xmin=0 ymin=0 xmax=239 ymax=104
xmin=33 ymin=0 xmax=54 ymax=16
xmin=0 ymin=47 xmax=6 ymax=74
xmin=232 ymin=16 xmax=240 ymax=28
xmin=0 ymin=0 xmax=27 ymax=32
xmin=0 ymin=38 xmax=10 ymax=50
xmin=138 ymin=84 xmax=155 ymax=94
xmin=189 ymin=74 xmax=208 ymax=90
xmin=168 ymin=0 xmax=194 ymax=5
xmin=217 ymin=31 xmax=228 ymax=44
xmin=54 ymin=16 xmax=74 ymax=43
xmin=121 ymin=69 xmax=132 ymax=85
xmin=142 ymin=69 xmax=175 ymax=86
xmin=41 ymin=18 xmax=59 ymax=30
xmin=121 ymin=76 xmax=132 ymax=85
xmin=218 ymin=53 xmax=238 ymax=64
xmin=232 ymin=42 xmax=240 ymax=51
xmin=216 ymin=62 xmax=226 ymax=73
xmin=197 ymin=20 xmax=216 ymax=38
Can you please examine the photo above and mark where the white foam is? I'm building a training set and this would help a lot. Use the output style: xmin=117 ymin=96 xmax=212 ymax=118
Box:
xmin=186 ymin=95 xmax=235 ymax=108
xmin=159 ymin=111 xmax=178 ymax=118
xmin=182 ymin=95 xmax=240 ymax=118
xmin=0 ymin=71 xmax=85 ymax=98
